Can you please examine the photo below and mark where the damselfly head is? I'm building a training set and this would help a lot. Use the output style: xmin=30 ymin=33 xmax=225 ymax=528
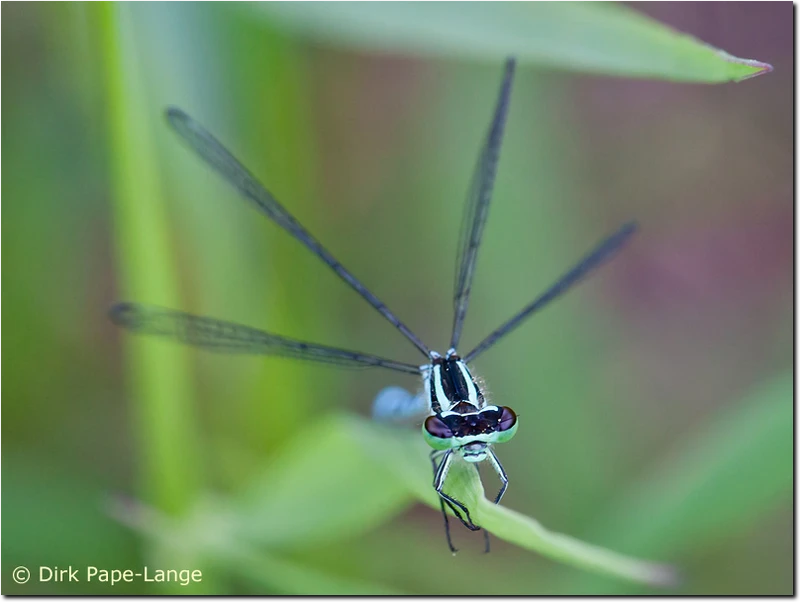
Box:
xmin=422 ymin=405 xmax=519 ymax=461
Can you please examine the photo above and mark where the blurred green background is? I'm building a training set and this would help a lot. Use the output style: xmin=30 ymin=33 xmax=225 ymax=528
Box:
xmin=2 ymin=2 xmax=792 ymax=595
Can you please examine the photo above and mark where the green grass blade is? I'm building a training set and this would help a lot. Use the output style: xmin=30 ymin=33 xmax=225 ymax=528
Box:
xmin=214 ymin=545 xmax=403 ymax=595
xmin=478 ymin=499 xmax=678 ymax=587
xmin=109 ymin=495 xmax=401 ymax=594
xmin=98 ymin=2 xmax=202 ymax=517
xmin=113 ymin=412 xmax=674 ymax=588
xmin=3 ymin=458 xmax=138 ymax=594
xmin=111 ymin=369 xmax=788 ymax=592
xmin=346 ymin=416 xmax=676 ymax=587
xmin=586 ymin=373 xmax=791 ymax=565
xmin=253 ymin=2 xmax=771 ymax=82
xmin=98 ymin=3 xmax=211 ymax=592
xmin=230 ymin=415 xmax=414 ymax=549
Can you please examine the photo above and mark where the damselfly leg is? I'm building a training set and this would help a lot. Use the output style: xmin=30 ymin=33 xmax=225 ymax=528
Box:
xmin=487 ymin=449 xmax=509 ymax=505
xmin=431 ymin=450 xmax=482 ymax=553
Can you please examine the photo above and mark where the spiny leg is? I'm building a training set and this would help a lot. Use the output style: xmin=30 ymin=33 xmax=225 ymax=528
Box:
xmin=431 ymin=451 xmax=470 ymax=528
xmin=433 ymin=451 xmax=480 ymax=531
xmin=431 ymin=451 xmax=458 ymax=553
xmin=487 ymin=449 xmax=509 ymax=505
xmin=439 ymin=498 xmax=457 ymax=554
xmin=481 ymin=450 xmax=509 ymax=554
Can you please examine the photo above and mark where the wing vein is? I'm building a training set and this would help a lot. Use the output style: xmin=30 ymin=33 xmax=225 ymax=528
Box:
xmin=450 ymin=58 xmax=516 ymax=352
xmin=110 ymin=303 xmax=421 ymax=375
xmin=465 ymin=222 xmax=637 ymax=363
xmin=166 ymin=107 xmax=430 ymax=358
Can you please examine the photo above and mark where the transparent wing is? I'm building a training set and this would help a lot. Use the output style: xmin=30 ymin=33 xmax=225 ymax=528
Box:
xmin=166 ymin=107 xmax=430 ymax=358
xmin=465 ymin=222 xmax=637 ymax=362
xmin=110 ymin=303 xmax=420 ymax=375
xmin=450 ymin=58 xmax=516 ymax=352
xmin=371 ymin=386 xmax=429 ymax=422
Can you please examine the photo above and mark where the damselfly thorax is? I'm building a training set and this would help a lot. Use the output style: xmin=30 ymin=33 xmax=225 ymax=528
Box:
xmin=422 ymin=351 xmax=517 ymax=464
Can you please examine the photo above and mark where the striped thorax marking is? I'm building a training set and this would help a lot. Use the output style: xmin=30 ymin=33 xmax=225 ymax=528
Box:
xmin=422 ymin=351 xmax=517 ymax=464
xmin=428 ymin=354 xmax=484 ymax=413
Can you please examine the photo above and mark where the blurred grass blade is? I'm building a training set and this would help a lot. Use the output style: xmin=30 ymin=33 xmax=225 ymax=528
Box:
xmin=588 ymin=372 xmax=792 ymax=557
xmin=98 ymin=1 xmax=202 ymax=518
xmin=346 ymin=416 xmax=676 ymax=587
xmin=5 ymin=457 xmax=136 ymax=585
xmin=554 ymin=373 xmax=792 ymax=594
xmin=213 ymin=545 xmax=402 ymax=595
xmin=98 ymin=3 xmax=210 ymax=592
xmin=478 ymin=497 xmax=678 ymax=588
xmin=109 ymin=495 xmax=400 ymax=594
xmin=219 ymin=414 xmax=674 ymax=586
xmin=230 ymin=415 xmax=414 ymax=549
xmin=254 ymin=2 xmax=771 ymax=82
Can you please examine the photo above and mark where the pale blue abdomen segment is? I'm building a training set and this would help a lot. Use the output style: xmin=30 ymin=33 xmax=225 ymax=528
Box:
xmin=371 ymin=386 xmax=429 ymax=422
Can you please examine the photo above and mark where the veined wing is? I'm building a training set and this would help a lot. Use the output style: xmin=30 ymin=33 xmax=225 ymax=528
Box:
xmin=450 ymin=58 xmax=516 ymax=351
xmin=110 ymin=303 xmax=421 ymax=375
xmin=465 ymin=222 xmax=637 ymax=362
xmin=166 ymin=107 xmax=430 ymax=358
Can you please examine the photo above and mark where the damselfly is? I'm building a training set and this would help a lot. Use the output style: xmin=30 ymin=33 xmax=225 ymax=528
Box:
xmin=110 ymin=58 xmax=636 ymax=553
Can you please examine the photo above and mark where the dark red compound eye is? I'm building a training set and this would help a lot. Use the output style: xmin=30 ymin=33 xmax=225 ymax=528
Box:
xmin=424 ymin=415 xmax=454 ymax=439
xmin=498 ymin=407 xmax=517 ymax=431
